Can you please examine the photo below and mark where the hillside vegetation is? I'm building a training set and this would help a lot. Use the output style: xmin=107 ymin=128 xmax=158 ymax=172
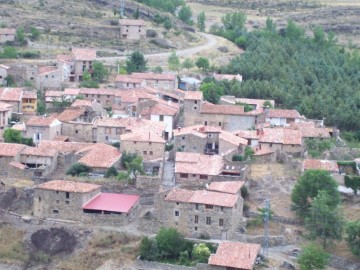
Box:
xmin=218 ymin=20 xmax=360 ymax=131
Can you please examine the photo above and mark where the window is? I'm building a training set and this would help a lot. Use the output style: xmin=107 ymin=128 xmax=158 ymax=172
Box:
xmin=143 ymin=151 xmax=147 ymax=155
xmin=38 ymin=197 xmax=41 ymax=203
xmin=206 ymin=217 xmax=211 ymax=225
xmin=192 ymin=174 xmax=196 ymax=177
xmin=150 ymin=151 xmax=153 ymax=155
xmin=195 ymin=204 xmax=199 ymax=210
xmin=200 ymin=175 xmax=208 ymax=180
xmin=66 ymin=192 xmax=70 ymax=199
xmin=86 ymin=94 xmax=89 ymax=97
xmin=75 ymin=130 xmax=79 ymax=134
xmin=66 ymin=201 xmax=70 ymax=205
xmin=218 ymin=122 xmax=222 ymax=126
xmin=182 ymin=136 xmax=185 ymax=140
xmin=219 ymin=219 xmax=224 ymax=227
xmin=269 ymin=143 xmax=273 ymax=147
xmin=194 ymin=227 xmax=198 ymax=231
xmin=175 ymin=211 xmax=179 ymax=216
xmin=45 ymin=75 xmax=48 ymax=78
xmin=194 ymin=100 xmax=197 ymax=104
xmin=56 ymin=200 xmax=59 ymax=204
xmin=105 ymin=136 xmax=108 ymax=140
xmin=204 ymin=121 xmax=208 ymax=126
xmin=180 ymin=173 xmax=188 ymax=178
xmin=195 ymin=215 xmax=198 ymax=224
xmin=176 ymin=202 xmax=179 ymax=205
xmin=194 ymin=106 xmax=197 ymax=110
xmin=205 ymin=204 xmax=213 ymax=209
xmin=159 ymin=115 xmax=164 ymax=121
xmin=53 ymin=210 xmax=59 ymax=214
xmin=56 ymin=191 xmax=59 ymax=194
xmin=105 ymin=128 xmax=111 ymax=134
xmin=221 ymin=206 xmax=224 ymax=212
xmin=116 ymin=128 xmax=121 ymax=134
xmin=208 ymin=134 xmax=212 ymax=138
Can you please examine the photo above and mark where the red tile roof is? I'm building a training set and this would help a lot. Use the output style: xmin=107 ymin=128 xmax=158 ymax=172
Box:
xmin=0 ymin=143 xmax=26 ymax=157
xmin=201 ymin=103 xmax=245 ymax=115
xmin=184 ymin=91 xmax=203 ymax=100
xmin=38 ymin=140 xmax=93 ymax=153
xmin=21 ymin=145 xmax=58 ymax=157
xmin=72 ymin=48 xmax=96 ymax=61
xmin=83 ymin=193 xmax=140 ymax=213
xmin=267 ymin=109 xmax=301 ymax=119
xmin=290 ymin=122 xmax=331 ymax=138
xmin=9 ymin=161 xmax=27 ymax=170
xmin=0 ymin=87 xmax=23 ymax=102
xmin=71 ymin=99 xmax=93 ymax=107
xmin=115 ymin=89 xmax=154 ymax=104
xmin=150 ymin=102 xmax=179 ymax=116
xmin=232 ymin=130 xmax=259 ymax=140
xmin=115 ymin=75 xmax=144 ymax=84
xmin=57 ymin=107 xmax=86 ymax=122
xmin=36 ymin=180 xmax=100 ymax=193
xmin=38 ymin=66 xmax=58 ymax=75
xmin=0 ymin=28 xmax=16 ymax=35
xmin=22 ymin=91 xmax=37 ymax=99
xmin=131 ymin=72 xmax=176 ymax=81
xmin=119 ymin=19 xmax=145 ymax=26
xmin=207 ymin=181 xmax=244 ymax=194
xmin=189 ymin=190 xmax=238 ymax=208
xmin=175 ymin=152 xmax=224 ymax=176
xmin=303 ymin=159 xmax=339 ymax=172
xmin=76 ymin=144 xmax=122 ymax=169
xmin=208 ymin=242 xmax=261 ymax=270
xmin=45 ymin=90 xmax=64 ymax=98
xmin=56 ymin=54 xmax=74 ymax=63
xmin=0 ymin=102 xmax=13 ymax=111
xmin=259 ymin=128 xmax=302 ymax=145
xmin=64 ymin=88 xmax=80 ymax=96
xmin=79 ymin=88 xmax=115 ymax=96
xmin=219 ymin=131 xmax=248 ymax=146
xmin=164 ymin=188 xmax=195 ymax=203
xmin=120 ymin=130 xmax=165 ymax=143
xmin=26 ymin=115 xmax=59 ymax=127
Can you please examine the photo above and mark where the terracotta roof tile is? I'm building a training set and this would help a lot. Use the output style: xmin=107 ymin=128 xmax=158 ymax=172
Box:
xmin=175 ymin=152 xmax=224 ymax=176
xmin=0 ymin=143 xmax=26 ymax=157
xmin=232 ymin=130 xmax=259 ymax=140
xmin=259 ymin=128 xmax=302 ymax=145
xmin=207 ymin=181 xmax=244 ymax=194
xmin=119 ymin=19 xmax=145 ymax=26
xmin=38 ymin=140 xmax=93 ymax=153
xmin=38 ymin=66 xmax=57 ymax=75
xmin=267 ymin=109 xmax=301 ymax=119
xmin=57 ymin=107 xmax=86 ymax=122
xmin=9 ymin=161 xmax=28 ymax=170
xmin=21 ymin=145 xmax=58 ymax=157
xmin=76 ymin=144 xmax=122 ymax=169
xmin=36 ymin=180 xmax=100 ymax=193
xmin=208 ymin=242 xmax=260 ymax=269
xmin=201 ymin=103 xmax=245 ymax=115
xmin=26 ymin=115 xmax=59 ymax=127
xmin=0 ymin=102 xmax=13 ymax=111
xmin=303 ymin=159 xmax=339 ymax=172
xmin=56 ymin=54 xmax=74 ymax=63
xmin=79 ymin=88 xmax=115 ymax=96
xmin=71 ymin=99 xmax=92 ymax=107
xmin=184 ymin=91 xmax=203 ymax=100
xmin=11 ymin=122 xmax=26 ymax=131
xmin=150 ymin=102 xmax=178 ymax=116
xmin=115 ymin=89 xmax=154 ymax=103
xmin=0 ymin=87 xmax=23 ymax=102
xmin=189 ymin=190 xmax=238 ymax=207
xmin=120 ymin=130 xmax=165 ymax=143
xmin=72 ymin=48 xmax=96 ymax=61
xmin=64 ymin=88 xmax=80 ymax=96
xmin=131 ymin=72 xmax=176 ymax=81
xmin=219 ymin=131 xmax=248 ymax=146
xmin=290 ymin=122 xmax=331 ymax=138
xmin=22 ymin=91 xmax=37 ymax=99
xmin=115 ymin=75 xmax=144 ymax=84
xmin=45 ymin=90 xmax=64 ymax=98
xmin=165 ymin=188 xmax=195 ymax=203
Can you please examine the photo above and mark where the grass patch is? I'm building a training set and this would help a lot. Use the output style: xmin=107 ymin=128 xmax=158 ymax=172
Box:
xmin=0 ymin=223 xmax=29 ymax=264
xmin=56 ymin=231 xmax=140 ymax=270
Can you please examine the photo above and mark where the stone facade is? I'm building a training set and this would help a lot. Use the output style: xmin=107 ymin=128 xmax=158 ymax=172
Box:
xmin=26 ymin=122 xmax=62 ymax=143
xmin=36 ymin=68 xmax=65 ymax=90
xmin=120 ymin=140 xmax=165 ymax=161
xmin=157 ymin=190 xmax=244 ymax=240
xmin=174 ymin=132 xmax=206 ymax=153
xmin=0 ymin=65 xmax=9 ymax=85
xmin=61 ymin=122 xmax=94 ymax=142
xmin=0 ymin=105 xmax=11 ymax=129
xmin=95 ymin=125 xmax=124 ymax=144
xmin=34 ymin=186 xmax=101 ymax=220
xmin=0 ymin=28 xmax=15 ymax=43
xmin=119 ymin=19 xmax=146 ymax=40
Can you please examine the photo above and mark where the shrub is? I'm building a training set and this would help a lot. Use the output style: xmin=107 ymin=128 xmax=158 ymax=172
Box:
xmin=192 ymin=243 xmax=210 ymax=263
xmin=344 ymin=175 xmax=360 ymax=195
xmin=139 ymin=237 xmax=158 ymax=261
xmin=232 ymin=154 xmax=244 ymax=161
xmin=156 ymin=227 xmax=186 ymax=259
xmin=198 ymin=232 xmax=210 ymax=240
xmin=66 ymin=163 xmax=91 ymax=176
xmin=241 ymin=186 xmax=249 ymax=199
xmin=243 ymin=202 xmax=250 ymax=212
xmin=104 ymin=166 xmax=118 ymax=178
xmin=165 ymin=143 xmax=174 ymax=151
xmin=117 ymin=171 xmax=129 ymax=181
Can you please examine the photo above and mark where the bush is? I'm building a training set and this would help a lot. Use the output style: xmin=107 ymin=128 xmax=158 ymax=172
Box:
xmin=192 ymin=243 xmax=210 ymax=263
xmin=165 ymin=143 xmax=174 ymax=152
xmin=111 ymin=142 xmax=120 ymax=148
xmin=243 ymin=202 xmax=250 ymax=212
xmin=241 ymin=186 xmax=249 ymax=199
xmin=139 ymin=237 xmax=158 ymax=261
xmin=198 ymin=232 xmax=210 ymax=240
xmin=117 ymin=171 xmax=129 ymax=181
xmin=104 ymin=166 xmax=118 ymax=178
xmin=156 ymin=227 xmax=186 ymax=259
xmin=232 ymin=154 xmax=244 ymax=161
xmin=66 ymin=163 xmax=91 ymax=176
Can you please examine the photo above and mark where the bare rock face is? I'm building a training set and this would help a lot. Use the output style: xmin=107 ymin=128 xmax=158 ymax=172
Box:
xmin=31 ymin=228 xmax=76 ymax=255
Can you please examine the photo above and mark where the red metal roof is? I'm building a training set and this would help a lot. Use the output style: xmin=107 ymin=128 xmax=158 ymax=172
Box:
xmin=83 ymin=193 xmax=140 ymax=213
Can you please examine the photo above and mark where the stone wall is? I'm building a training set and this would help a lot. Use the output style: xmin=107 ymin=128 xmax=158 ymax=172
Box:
xmin=174 ymin=132 xmax=206 ymax=154
xmin=136 ymin=175 xmax=161 ymax=190
xmin=329 ymin=147 xmax=360 ymax=161
xmin=61 ymin=122 xmax=94 ymax=142
xmin=135 ymin=260 xmax=196 ymax=270
xmin=120 ymin=140 xmax=165 ymax=161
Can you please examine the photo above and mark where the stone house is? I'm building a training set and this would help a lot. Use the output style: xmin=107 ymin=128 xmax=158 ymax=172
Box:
xmin=20 ymin=145 xmax=59 ymax=178
xmin=36 ymin=66 xmax=66 ymax=90
xmin=208 ymin=242 xmax=261 ymax=270
xmin=175 ymin=152 xmax=224 ymax=186
xmin=34 ymin=180 xmax=102 ymax=219
xmin=34 ymin=180 xmax=140 ymax=222
xmin=265 ymin=109 xmax=301 ymax=127
xmin=0 ymin=28 xmax=16 ymax=43
xmin=64 ymin=88 xmax=115 ymax=108
xmin=0 ymin=143 xmax=26 ymax=174
xmin=183 ymin=92 xmax=263 ymax=131
xmin=71 ymin=48 xmax=97 ymax=82
xmin=159 ymin=186 xmax=244 ymax=240
xmin=207 ymin=181 xmax=244 ymax=196
xmin=25 ymin=115 xmax=62 ymax=144
xmin=130 ymin=73 xmax=178 ymax=91
xmin=0 ymin=87 xmax=23 ymax=113
xmin=113 ymin=89 xmax=155 ymax=117
xmin=303 ymin=159 xmax=339 ymax=174
xmin=173 ymin=125 xmax=247 ymax=157
xmin=120 ymin=130 xmax=166 ymax=161
xmin=94 ymin=117 xmax=127 ymax=143
xmin=232 ymin=130 xmax=259 ymax=147
xmin=21 ymin=91 xmax=37 ymax=115
xmin=114 ymin=74 xmax=145 ymax=89
xmin=0 ymin=102 xmax=12 ymax=129
xmin=119 ymin=19 xmax=146 ymax=40
xmin=75 ymin=143 xmax=122 ymax=174
xmin=289 ymin=121 xmax=331 ymax=142
xmin=257 ymin=128 xmax=303 ymax=156
xmin=7 ymin=64 xmax=38 ymax=85
xmin=0 ymin=64 xmax=9 ymax=86
xmin=44 ymin=90 xmax=64 ymax=109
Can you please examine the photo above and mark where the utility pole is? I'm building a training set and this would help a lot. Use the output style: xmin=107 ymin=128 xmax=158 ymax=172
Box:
xmin=262 ymin=198 xmax=270 ymax=258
